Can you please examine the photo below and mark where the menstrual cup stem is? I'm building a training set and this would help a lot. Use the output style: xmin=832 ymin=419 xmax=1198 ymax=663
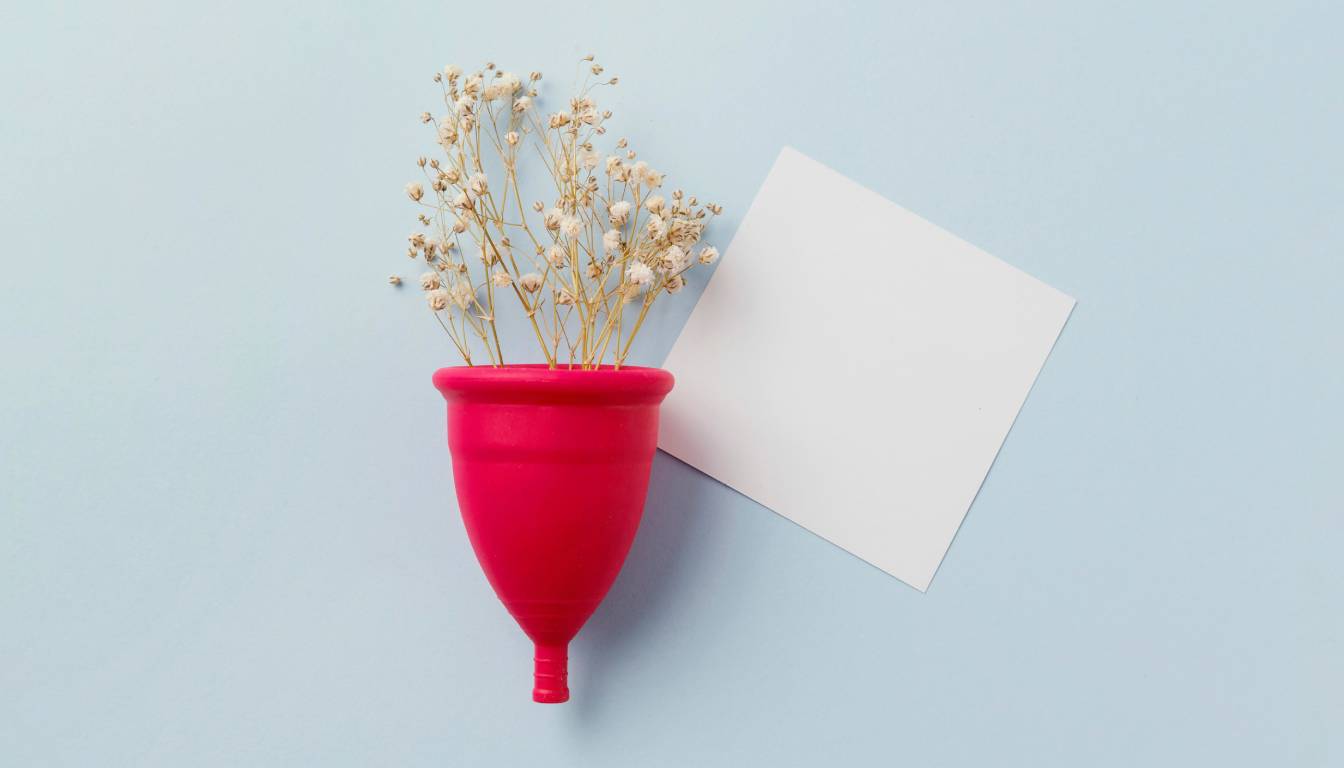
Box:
xmin=532 ymin=643 xmax=569 ymax=703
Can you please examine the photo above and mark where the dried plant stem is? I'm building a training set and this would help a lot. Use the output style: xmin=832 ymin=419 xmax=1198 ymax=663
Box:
xmin=618 ymin=296 xmax=656 ymax=366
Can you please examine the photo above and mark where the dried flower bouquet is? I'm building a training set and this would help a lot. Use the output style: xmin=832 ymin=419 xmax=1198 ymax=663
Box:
xmin=392 ymin=56 xmax=722 ymax=370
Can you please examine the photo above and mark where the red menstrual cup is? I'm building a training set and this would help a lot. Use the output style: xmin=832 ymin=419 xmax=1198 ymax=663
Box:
xmin=433 ymin=365 xmax=674 ymax=703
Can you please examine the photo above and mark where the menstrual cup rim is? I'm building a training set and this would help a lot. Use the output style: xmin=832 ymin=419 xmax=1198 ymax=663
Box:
xmin=433 ymin=364 xmax=674 ymax=405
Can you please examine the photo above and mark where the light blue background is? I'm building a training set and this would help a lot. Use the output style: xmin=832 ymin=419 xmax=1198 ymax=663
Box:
xmin=3 ymin=1 xmax=1340 ymax=765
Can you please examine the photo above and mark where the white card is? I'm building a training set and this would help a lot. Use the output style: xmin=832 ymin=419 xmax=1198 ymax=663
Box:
xmin=659 ymin=147 xmax=1075 ymax=591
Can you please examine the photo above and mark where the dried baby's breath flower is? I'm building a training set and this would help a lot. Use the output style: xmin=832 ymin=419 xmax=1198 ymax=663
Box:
xmin=560 ymin=215 xmax=583 ymax=239
xmin=625 ymin=261 xmax=653 ymax=287
xmin=519 ymin=273 xmax=543 ymax=293
xmin=646 ymin=213 xmax=666 ymax=241
xmin=450 ymin=281 xmax=474 ymax=309
xmin=608 ymin=200 xmax=631 ymax=226
xmin=388 ymin=275 xmax=402 ymax=286
xmin=395 ymin=55 xmax=719 ymax=369
xmin=485 ymin=72 xmax=520 ymax=100
xmin=437 ymin=123 xmax=458 ymax=147
xmin=408 ymin=232 xmax=426 ymax=249
xmin=544 ymin=208 xmax=563 ymax=231
xmin=668 ymin=218 xmax=703 ymax=248
xmin=660 ymin=245 xmax=689 ymax=273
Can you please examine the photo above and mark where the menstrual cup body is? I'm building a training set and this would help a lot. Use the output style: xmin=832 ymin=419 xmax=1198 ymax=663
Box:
xmin=432 ymin=365 xmax=674 ymax=703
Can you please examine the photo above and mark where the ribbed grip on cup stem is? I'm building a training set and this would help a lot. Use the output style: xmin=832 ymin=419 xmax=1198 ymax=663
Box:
xmin=533 ymin=643 xmax=569 ymax=703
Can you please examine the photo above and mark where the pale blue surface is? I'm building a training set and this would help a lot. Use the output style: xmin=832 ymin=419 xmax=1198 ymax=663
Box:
xmin=2 ymin=1 xmax=1341 ymax=765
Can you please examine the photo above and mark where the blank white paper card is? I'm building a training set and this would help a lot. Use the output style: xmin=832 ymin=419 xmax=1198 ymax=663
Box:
xmin=659 ymin=146 xmax=1075 ymax=591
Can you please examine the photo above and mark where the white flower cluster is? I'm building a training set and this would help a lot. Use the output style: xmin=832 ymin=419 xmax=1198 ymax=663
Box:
xmin=395 ymin=56 xmax=723 ymax=369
